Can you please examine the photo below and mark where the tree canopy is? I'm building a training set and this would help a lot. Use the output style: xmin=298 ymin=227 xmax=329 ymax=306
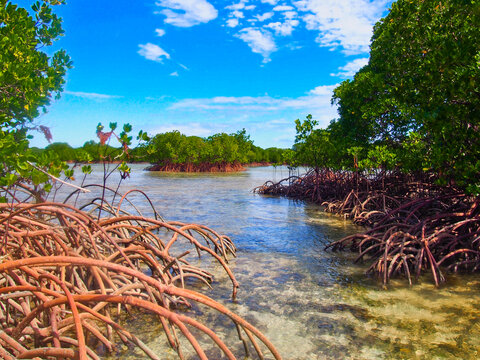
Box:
xmin=144 ymin=129 xmax=286 ymax=167
xmin=1 ymin=0 xmax=71 ymax=127
xmin=294 ymin=0 xmax=480 ymax=193
xmin=0 ymin=0 xmax=72 ymax=191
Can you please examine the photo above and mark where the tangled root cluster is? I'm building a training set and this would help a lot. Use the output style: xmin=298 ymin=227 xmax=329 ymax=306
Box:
xmin=0 ymin=189 xmax=281 ymax=359
xmin=256 ymin=169 xmax=480 ymax=285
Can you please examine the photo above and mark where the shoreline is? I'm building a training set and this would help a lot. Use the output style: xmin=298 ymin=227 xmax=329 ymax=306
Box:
xmin=255 ymin=168 xmax=479 ymax=286
xmin=145 ymin=161 xmax=276 ymax=173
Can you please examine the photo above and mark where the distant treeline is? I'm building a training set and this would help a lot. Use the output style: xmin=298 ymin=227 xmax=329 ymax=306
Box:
xmin=144 ymin=129 xmax=286 ymax=166
xmin=33 ymin=129 xmax=288 ymax=167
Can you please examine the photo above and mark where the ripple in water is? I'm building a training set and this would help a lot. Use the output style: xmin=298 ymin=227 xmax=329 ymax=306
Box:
xmin=64 ymin=165 xmax=480 ymax=359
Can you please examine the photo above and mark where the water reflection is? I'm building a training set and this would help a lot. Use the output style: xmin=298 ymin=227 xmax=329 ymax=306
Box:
xmin=65 ymin=165 xmax=480 ymax=359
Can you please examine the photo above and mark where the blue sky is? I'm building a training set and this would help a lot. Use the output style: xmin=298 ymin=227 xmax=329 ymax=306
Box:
xmin=23 ymin=0 xmax=393 ymax=149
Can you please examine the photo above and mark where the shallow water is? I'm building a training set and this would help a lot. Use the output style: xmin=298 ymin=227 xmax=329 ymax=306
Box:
xmin=58 ymin=164 xmax=480 ymax=359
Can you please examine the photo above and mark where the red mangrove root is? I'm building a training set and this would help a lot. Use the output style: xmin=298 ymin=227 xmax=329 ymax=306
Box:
xmin=256 ymin=169 xmax=480 ymax=285
xmin=0 ymin=198 xmax=281 ymax=359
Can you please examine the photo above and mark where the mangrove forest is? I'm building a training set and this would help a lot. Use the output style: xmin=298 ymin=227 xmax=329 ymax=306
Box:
xmin=29 ymin=129 xmax=288 ymax=172
xmin=2 ymin=0 xmax=480 ymax=359
xmin=257 ymin=0 xmax=480 ymax=285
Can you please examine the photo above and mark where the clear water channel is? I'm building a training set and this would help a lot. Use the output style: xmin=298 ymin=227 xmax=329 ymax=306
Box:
xmin=60 ymin=164 xmax=480 ymax=359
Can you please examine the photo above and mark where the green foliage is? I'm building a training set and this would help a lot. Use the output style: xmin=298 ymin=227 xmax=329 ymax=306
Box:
xmin=0 ymin=0 xmax=72 ymax=193
xmin=45 ymin=142 xmax=75 ymax=161
xmin=293 ymin=115 xmax=334 ymax=170
xmin=359 ymin=145 xmax=397 ymax=172
xmin=281 ymin=149 xmax=296 ymax=166
xmin=146 ymin=129 xmax=284 ymax=166
xmin=147 ymin=131 xmax=190 ymax=164
xmin=118 ymin=161 xmax=131 ymax=179
xmin=263 ymin=147 xmax=285 ymax=164
xmin=80 ymin=140 xmax=121 ymax=162
xmin=397 ymin=131 xmax=427 ymax=173
xmin=136 ymin=130 xmax=150 ymax=142
xmin=0 ymin=0 xmax=72 ymax=127
xmin=311 ymin=0 xmax=480 ymax=193
xmin=81 ymin=164 xmax=92 ymax=175
xmin=207 ymin=132 xmax=241 ymax=164
xmin=369 ymin=0 xmax=480 ymax=187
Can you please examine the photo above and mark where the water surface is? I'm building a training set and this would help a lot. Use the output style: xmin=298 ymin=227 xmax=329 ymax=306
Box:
xmin=60 ymin=164 xmax=480 ymax=359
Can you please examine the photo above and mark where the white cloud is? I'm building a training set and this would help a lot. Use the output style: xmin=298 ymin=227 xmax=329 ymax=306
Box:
xmin=255 ymin=12 xmax=274 ymax=22
xmin=170 ymin=84 xmax=338 ymax=114
xmin=179 ymin=63 xmax=189 ymax=70
xmin=64 ymin=91 xmax=122 ymax=100
xmin=155 ymin=28 xmax=166 ymax=37
xmin=226 ymin=2 xmax=245 ymax=10
xmin=330 ymin=57 xmax=369 ymax=78
xmin=286 ymin=42 xmax=303 ymax=50
xmin=166 ymin=85 xmax=337 ymax=146
xmin=236 ymin=28 xmax=277 ymax=63
xmin=146 ymin=0 xmax=390 ymax=65
xmin=264 ymin=118 xmax=292 ymax=126
xmin=273 ymin=5 xmax=294 ymax=11
xmin=155 ymin=0 xmax=218 ymax=27
xmin=308 ymin=84 xmax=337 ymax=96
xmin=158 ymin=84 xmax=343 ymax=147
xmin=226 ymin=18 xmax=240 ymax=27
xmin=265 ymin=19 xmax=299 ymax=36
xmin=138 ymin=43 xmax=170 ymax=62
xmin=283 ymin=11 xmax=298 ymax=19
xmin=232 ymin=10 xmax=244 ymax=18
xmin=293 ymin=0 xmax=390 ymax=55
xmin=151 ymin=122 xmax=220 ymax=137
xmin=145 ymin=95 xmax=170 ymax=101
xmin=166 ymin=85 xmax=339 ymax=139
xmin=226 ymin=1 xmax=255 ymax=11
xmin=170 ymin=71 xmax=179 ymax=76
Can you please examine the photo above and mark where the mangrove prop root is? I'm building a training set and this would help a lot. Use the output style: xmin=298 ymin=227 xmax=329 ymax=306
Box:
xmin=146 ymin=161 xmax=246 ymax=173
xmin=255 ymin=169 xmax=480 ymax=285
xmin=0 ymin=200 xmax=281 ymax=359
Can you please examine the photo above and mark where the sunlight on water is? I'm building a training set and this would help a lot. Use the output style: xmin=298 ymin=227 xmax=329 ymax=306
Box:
xmin=66 ymin=165 xmax=480 ymax=359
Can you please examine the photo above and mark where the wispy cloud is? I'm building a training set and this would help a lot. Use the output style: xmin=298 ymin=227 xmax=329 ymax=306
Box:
xmin=155 ymin=0 xmax=218 ymax=27
xmin=169 ymin=84 xmax=338 ymax=114
xmin=273 ymin=5 xmax=294 ymax=11
xmin=170 ymin=71 xmax=179 ymax=76
xmin=255 ymin=12 xmax=274 ymax=22
xmin=155 ymin=28 xmax=166 ymax=36
xmin=138 ymin=43 xmax=170 ymax=62
xmin=283 ymin=11 xmax=298 ymax=19
xmin=64 ymin=91 xmax=122 ymax=101
xmin=330 ymin=57 xmax=369 ymax=78
xmin=150 ymin=122 xmax=221 ymax=137
xmin=226 ymin=2 xmax=246 ymax=10
xmin=265 ymin=19 xmax=299 ymax=36
xmin=163 ymin=85 xmax=340 ymax=147
xmin=232 ymin=10 xmax=244 ymax=18
xmin=236 ymin=28 xmax=277 ymax=63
